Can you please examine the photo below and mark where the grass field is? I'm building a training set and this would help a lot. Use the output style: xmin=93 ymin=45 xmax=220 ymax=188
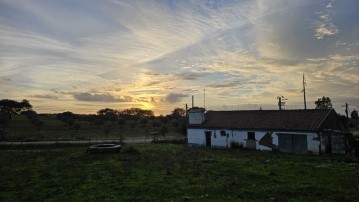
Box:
xmin=4 ymin=114 xmax=184 ymax=141
xmin=0 ymin=144 xmax=358 ymax=201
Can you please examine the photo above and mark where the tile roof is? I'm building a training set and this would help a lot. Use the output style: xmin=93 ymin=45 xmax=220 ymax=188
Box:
xmin=189 ymin=109 xmax=339 ymax=132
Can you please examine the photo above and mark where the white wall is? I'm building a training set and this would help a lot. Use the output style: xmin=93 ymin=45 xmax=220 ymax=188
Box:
xmin=187 ymin=128 xmax=322 ymax=153
xmin=187 ymin=128 xmax=206 ymax=146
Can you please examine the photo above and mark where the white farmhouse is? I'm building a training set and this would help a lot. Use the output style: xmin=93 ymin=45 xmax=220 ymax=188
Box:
xmin=187 ymin=108 xmax=345 ymax=154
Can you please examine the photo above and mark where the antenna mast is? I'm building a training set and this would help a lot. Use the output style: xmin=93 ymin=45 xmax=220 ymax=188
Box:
xmin=204 ymin=89 xmax=206 ymax=109
xmin=302 ymin=73 xmax=307 ymax=110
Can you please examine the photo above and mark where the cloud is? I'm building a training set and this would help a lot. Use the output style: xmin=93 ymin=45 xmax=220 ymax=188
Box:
xmin=2 ymin=78 xmax=12 ymax=82
xmin=73 ymin=92 xmax=132 ymax=102
xmin=31 ymin=94 xmax=58 ymax=99
xmin=207 ymin=80 xmax=239 ymax=88
xmin=176 ymin=72 xmax=207 ymax=80
xmin=165 ymin=93 xmax=188 ymax=103
xmin=314 ymin=1 xmax=339 ymax=39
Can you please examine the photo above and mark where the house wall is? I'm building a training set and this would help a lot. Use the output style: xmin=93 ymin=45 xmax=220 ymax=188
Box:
xmin=187 ymin=128 xmax=323 ymax=154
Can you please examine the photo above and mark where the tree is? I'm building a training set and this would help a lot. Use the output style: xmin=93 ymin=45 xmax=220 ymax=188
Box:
xmin=32 ymin=119 xmax=44 ymax=130
xmin=152 ymin=119 xmax=161 ymax=128
xmin=97 ymin=108 xmax=118 ymax=116
xmin=94 ymin=117 xmax=105 ymax=126
xmin=160 ymin=125 xmax=168 ymax=137
xmin=171 ymin=108 xmax=186 ymax=119
xmin=315 ymin=96 xmax=333 ymax=109
xmin=117 ymin=117 xmax=126 ymax=128
xmin=159 ymin=115 xmax=168 ymax=126
xmin=351 ymin=109 xmax=358 ymax=119
xmin=120 ymin=108 xmax=154 ymax=117
xmin=0 ymin=99 xmax=32 ymax=119
xmin=129 ymin=121 xmax=136 ymax=131
xmin=108 ymin=114 xmax=118 ymax=125
xmin=73 ymin=123 xmax=81 ymax=132
xmin=0 ymin=112 xmax=10 ymax=139
xmin=172 ymin=120 xmax=179 ymax=128
xmin=104 ymin=126 xmax=111 ymax=137
xmin=140 ymin=117 xmax=149 ymax=127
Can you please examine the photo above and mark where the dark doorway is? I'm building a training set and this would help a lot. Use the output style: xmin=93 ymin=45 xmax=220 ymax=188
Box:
xmin=205 ymin=131 xmax=211 ymax=147
xmin=246 ymin=132 xmax=256 ymax=150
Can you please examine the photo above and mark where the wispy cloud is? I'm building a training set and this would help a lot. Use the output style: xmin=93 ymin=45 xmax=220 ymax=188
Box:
xmin=31 ymin=94 xmax=58 ymax=99
xmin=314 ymin=1 xmax=339 ymax=39
xmin=73 ymin=92 xmax=132 ymax=103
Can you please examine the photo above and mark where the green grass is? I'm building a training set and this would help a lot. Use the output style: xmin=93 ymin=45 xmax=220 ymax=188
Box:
xmin=4 ymin=114 xmax=184 ymax=141
xmin=0 ymin=144 xmax=358 ymax=201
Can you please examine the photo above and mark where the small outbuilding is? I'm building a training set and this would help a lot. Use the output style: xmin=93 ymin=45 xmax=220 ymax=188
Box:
xmin=187 ymin=108 xmax=346 ymax=154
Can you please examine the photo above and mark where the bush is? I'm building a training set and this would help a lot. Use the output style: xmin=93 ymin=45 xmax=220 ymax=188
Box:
xmin=230 ymin=141 xmax=244 ymax=149
xmin=121 ymin=146 xmax=140 ymax=154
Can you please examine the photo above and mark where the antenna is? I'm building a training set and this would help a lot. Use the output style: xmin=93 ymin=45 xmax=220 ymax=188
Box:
xmin=204 ymin=89 xmax=206 ymax=109
xmin=302 ymin=73 xmax=307 ymax=110
xmin=192 ymin=95 xmax=194 ymax=108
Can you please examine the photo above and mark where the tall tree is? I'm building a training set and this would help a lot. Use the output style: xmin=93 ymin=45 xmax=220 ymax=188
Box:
xmin=0 ymin=99 xmax=32 ymax=119
xmin=315 ymin=96 xmax=333 ymax=109
xmin=120 ymin=108 xmax=154 ymax=117
xmin=171 ymin=108 xmax=185 ymax=119
xmin=97 ymin=108 xmax=118 ymax=116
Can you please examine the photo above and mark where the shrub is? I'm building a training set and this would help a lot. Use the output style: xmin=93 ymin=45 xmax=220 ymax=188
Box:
xmin=230 ymin=141 xmax=244 ymax=149
xmin=122 ymin=146 xmax=140 ymax=154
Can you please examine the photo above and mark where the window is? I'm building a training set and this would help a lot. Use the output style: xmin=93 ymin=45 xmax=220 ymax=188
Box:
xmin=220 ymin=130 xmax=226 ymax=137
xmin=247 ymin=132 xmax=255 ymax=140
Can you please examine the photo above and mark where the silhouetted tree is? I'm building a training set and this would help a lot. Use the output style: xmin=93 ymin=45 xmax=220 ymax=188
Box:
xmin=108 ymin=114 xmax=118 ymax=125
xmin=351 ymin=109 xmax=358 ymax=119
xmin=120 ymin=108 xmax=154 ymax=117
xmin=159 ymin=115 xmax=168 ymax=126
xmin=315 ymin=96 xmax=333 ymax=109
xmin=171 ymin=107 xmax=185 ymax=119
xmin=104 ymin=126 xmax=111 ymax=137
xmin=21 ymin=110 xmax=38 ymax=120
xmin=129 ymin=121 xmax=136 ymax=131
xmin=172 ymin=120 xmax=179 ymax=128
xmin=74 ymin=123 xmax=81 ymax=132
xmin=152 ymin=119 xmax=161 ymax=128
xmin=32 ymin=119 xmax=44 ymax=130
xmin=140 ymin=117 xmax=149 ymax=127
xmin=94 ymin=117 xmax=105 ymax=126
xmin=117 ymin=117 xmax=126 ymax=128
xmin=0 ymin=113 xmax=10 ymax=139
xmin=160 ymin=125 xmax=168 ymax=137
xmin=0 ymin=99 xmax=32 ymax=119
xmin=97 ymin=108 xmax=118 ymax=116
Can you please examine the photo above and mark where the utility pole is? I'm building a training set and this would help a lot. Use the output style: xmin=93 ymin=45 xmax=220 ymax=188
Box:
xmin=345 ymin=103 xmax=348 ymax=118
xmin=302 ymin=73 xmax=307 ymax=110
xmin=277 ymin=96 xmax=287 ymax=110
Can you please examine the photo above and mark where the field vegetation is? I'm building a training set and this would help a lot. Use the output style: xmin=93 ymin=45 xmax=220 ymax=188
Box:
xmin=1 ymin=112 xmax=186 ymax=142
xmin=0 ymin=144 xmax=358 ymax=201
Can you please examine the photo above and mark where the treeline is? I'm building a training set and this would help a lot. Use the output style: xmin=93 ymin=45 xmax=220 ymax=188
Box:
xmin=0 ymin=99 xmax=187 ymax=140
xmin=54 ymin=107 xmax=187 ymax=135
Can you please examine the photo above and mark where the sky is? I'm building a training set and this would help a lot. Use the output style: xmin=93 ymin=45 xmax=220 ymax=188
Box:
xmin=0 ymin=0 xmax=358 ymax=115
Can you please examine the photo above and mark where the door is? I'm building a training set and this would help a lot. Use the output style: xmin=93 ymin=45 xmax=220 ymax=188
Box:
xmin=278 ymin=133 xmax=308 ymax=154
xmin=278 ymin=133 xmax=293 ymax=153
xmin=292 ymin=134 xmax=308 ymax=154
xmin=205 ymin=131 xmax=211 ymax=147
